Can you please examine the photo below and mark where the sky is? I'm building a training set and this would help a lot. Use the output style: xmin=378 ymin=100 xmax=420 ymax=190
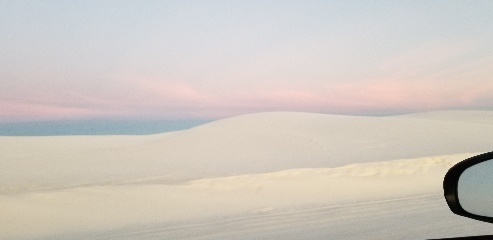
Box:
xmin=2 ymin=0 xmax=493 ymax=124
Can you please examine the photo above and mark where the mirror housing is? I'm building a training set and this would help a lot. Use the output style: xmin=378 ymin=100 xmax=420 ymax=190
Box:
xmin=444 ymin=151 xmax=493 ymax=224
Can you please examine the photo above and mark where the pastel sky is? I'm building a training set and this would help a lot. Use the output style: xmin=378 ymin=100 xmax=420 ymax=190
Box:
xmin=2 ymin=0 xmax=493 ymax=121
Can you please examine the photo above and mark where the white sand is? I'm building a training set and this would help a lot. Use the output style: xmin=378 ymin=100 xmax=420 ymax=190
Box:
xmin=1 ymin=111 xmax=493 ymax=239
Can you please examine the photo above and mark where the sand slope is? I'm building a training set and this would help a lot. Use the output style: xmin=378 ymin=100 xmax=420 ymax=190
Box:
xmin=0 ymin=153 xmax=476 ymax=239
xmin=2 ymin=111 xmax=493 ymax=193
xmin=1 ymin=111 xmax=493 ymax=239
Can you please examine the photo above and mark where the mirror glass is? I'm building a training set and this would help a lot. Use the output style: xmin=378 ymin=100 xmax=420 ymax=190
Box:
xmin=458 ymin=159 xmax=493 ymax=217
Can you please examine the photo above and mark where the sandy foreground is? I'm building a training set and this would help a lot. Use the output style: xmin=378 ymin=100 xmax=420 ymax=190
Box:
xmin=2 ymin=111 xmax=493 ymax=239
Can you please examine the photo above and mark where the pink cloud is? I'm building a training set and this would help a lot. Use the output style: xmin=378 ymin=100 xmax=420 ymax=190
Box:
xmin=0 ymin=100 xmax=124 ymax=122
xmin=325 ymin=79 xmax=493 ymax=113
xmin=128 ymin=78 xmax=211 ymax=105
xmin=378 ymin=41 xmax=471 ymax=79
xmin=3 ymin=75 xmax=493 ymax=122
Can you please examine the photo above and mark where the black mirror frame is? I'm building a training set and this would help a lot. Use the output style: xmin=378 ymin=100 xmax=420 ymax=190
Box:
xmin=444 ymin=151 xmax=493 ymax=224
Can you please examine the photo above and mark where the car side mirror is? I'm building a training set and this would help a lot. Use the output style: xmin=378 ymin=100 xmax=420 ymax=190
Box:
xmin=444 ymin=151 xmax=493 ymax=224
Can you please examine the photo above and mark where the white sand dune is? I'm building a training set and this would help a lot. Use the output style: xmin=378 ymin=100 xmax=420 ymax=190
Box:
xmin=2 ymin=111 xmax=493 ymax=193
xmin=1 ymin=111 xmax=493 ymax=239
xmin=398 ymin=110 xmax=493 ymax=125
xmin=0 ymin=153 xmax=476 ymax=239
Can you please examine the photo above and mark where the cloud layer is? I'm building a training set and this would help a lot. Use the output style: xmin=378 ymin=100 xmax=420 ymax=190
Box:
xmin=1 ymin=1 xmax=493 ymax=121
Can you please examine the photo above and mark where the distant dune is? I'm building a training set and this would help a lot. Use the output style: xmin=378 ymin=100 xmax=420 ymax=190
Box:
xmin=1 ymin=111 xmax=493 ymax=239
xmin=398 ymin=110 xmax=493 ymax=125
